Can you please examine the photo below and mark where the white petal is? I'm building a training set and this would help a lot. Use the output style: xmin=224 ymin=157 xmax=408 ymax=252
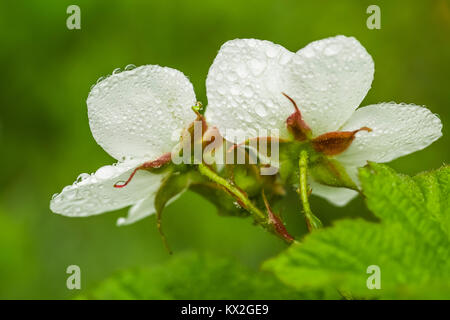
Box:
xmin=206 ymin=39 xmax=294 ymax=143
xmin=336 ymin=103 xmax=443 ymax=166
xmin=282 ymin=35 xmax=374 ymax=135
xmin=117 ymin=189 xmax=183 ymax=226
xmin=88 ymin=65 xmax=197 ymax=161
xmin=309 ymin=179 xmax=358 ymax=207
xmin=116 ymin=196 xmax=155 ymax=226
xmin=50 ymin=159 xmax=165 ymax=217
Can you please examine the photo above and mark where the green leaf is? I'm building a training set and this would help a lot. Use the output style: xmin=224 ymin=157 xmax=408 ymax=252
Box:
xmin=413 ymin=166 xmax=450 ymax=236
xmin=264 ymin=163 xmax=450 ymax=299
xmin=78 ymin=253 xmax=333 ymax=299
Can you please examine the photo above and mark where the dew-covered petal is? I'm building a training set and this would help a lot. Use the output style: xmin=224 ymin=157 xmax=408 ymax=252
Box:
xmin=50 ymin=159 xmax=165 ymax=217
xmin=309 ymin=179 xmax=358 ymax=206
xmin=117 ymin=190 xmax=183 ymax=226
xmin=206 ymin=39 xmax=295 ymax=143
xmin=206 ymin=37 xmax=374 ymax=143
xmin=88 ymin=65 xmax=197 ymax=161
xmin=282 ymin=35 xmax=374 ymax=135
xmin=336 ymin=103 xmax=443 ymax=166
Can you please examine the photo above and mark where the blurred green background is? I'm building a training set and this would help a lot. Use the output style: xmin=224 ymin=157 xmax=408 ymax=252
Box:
xmin=0 ymin=0 xmax=448 ymax=299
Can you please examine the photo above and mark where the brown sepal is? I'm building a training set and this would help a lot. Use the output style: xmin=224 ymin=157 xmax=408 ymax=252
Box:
xmin=282 ymin=92 xmax=312 ymax=141
xmin=262 ymin=191 xmax=294 ymax=243
xmin=312 ymin=127 xmax=372 ymax=156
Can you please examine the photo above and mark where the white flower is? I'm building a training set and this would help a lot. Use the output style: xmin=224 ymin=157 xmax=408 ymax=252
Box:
xmin=50 ymin=65 xmax=197 ymax=225
xmin=205 ymin=36 xmax=442 ymax=206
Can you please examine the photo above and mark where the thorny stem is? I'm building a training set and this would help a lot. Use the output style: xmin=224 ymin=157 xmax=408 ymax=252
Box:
xmin=197 ymin=163 xmax=266 ymax=224
xmin=298 ymin=150 xmax=323 ymax=231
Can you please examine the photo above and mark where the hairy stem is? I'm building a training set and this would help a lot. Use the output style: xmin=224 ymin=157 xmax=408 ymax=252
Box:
xmin=197 ymin=163 xmax=266 ymax=224
xmin=299 ymin=150 xmax=323 ymax=231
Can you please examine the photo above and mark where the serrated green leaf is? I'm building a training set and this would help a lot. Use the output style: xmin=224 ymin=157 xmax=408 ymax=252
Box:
xmin=264 ymin=163 xmax=450 ymax=299
xmin=78 ymin=253 xmax=335 ymax=300
xmin=413 ymin=165 xmax=450 ymax=236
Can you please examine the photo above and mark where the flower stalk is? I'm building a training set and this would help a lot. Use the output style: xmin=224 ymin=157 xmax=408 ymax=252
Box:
xmin=298 ymin=150 xmax=323 ymax=231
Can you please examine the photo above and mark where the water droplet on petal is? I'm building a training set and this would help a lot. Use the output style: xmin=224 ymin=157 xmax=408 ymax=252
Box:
xmin=230 ymin=85 xmax=240 ymax=95
xmin=95 ymin=165 xmax=116 ymax=180
xmin=96 ymin=76 xmax=106 ymax=84
xmin=236 ymin=64 xmax=248 ymax=78
xmin=248 ymin=59 xmax=266 ymax=76
xmin=303 ymin=47 xmax=315 ymax=58
xmin=266 ymin=46 xmax=278 ymax=58
xmin=324 ymin=44 xmax=342 ymax=56
xmin=279 ymin=51 xmax=292 ymax=65
xmin=76 ymin=173 xmax=90 ymax=183
xmin=255 ymin=103 xmax=267 ymax=117
xmin=243 ymin=86 xmax=254 ymax=98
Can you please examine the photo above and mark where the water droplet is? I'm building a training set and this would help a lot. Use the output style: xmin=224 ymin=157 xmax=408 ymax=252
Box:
xmin=248 ymin=59 xmax=266 ymax=76
xmin=266 ymin=46 xmax=278 ymax=58
xmin=324 ymin=44 xmax=342 ymax=56
xmin=96 ymin=76 xmax=106 ymax=84
xmin=279 ymin=51 xmax=292 ymax=65
xmin=230 ymin=85 xmax=240 ymax=95
xmin=95 ymin=165 xmax=116 ymax=180
xmin=236 ymin=64 xmax=248 ymax=78
xmin=255 ymin=103 xmax=267 ymax=117
xmin=226 ymin=73 xmax=237 ymax=82
xmin=76 ymin=173 xmax=90 ymax=183
xmin=243 ymin=86 xmax=253 ymax=98
xmin=302 ymin=47 xmax=315 ymax=58
xmin=125 ymin=64 xmax=136 ymax=71
xmin=292 ymin=55 xmax=304 ymax=65
xmin=247 ymin=39 xmax=257 ymax=47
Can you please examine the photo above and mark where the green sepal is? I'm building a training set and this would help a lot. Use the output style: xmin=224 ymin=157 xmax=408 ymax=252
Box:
xmin=155 ymin=171 xmax=191 ymax=215
xmin=231 ymin=164 xmax=262 ymax=197
xmin=154 ymin=169 xmax=192 ymax=252
xmin=189 ymin=182 xmax=249 ymax=217
xmin=308 ymin=156 xmax=358 ymax=190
